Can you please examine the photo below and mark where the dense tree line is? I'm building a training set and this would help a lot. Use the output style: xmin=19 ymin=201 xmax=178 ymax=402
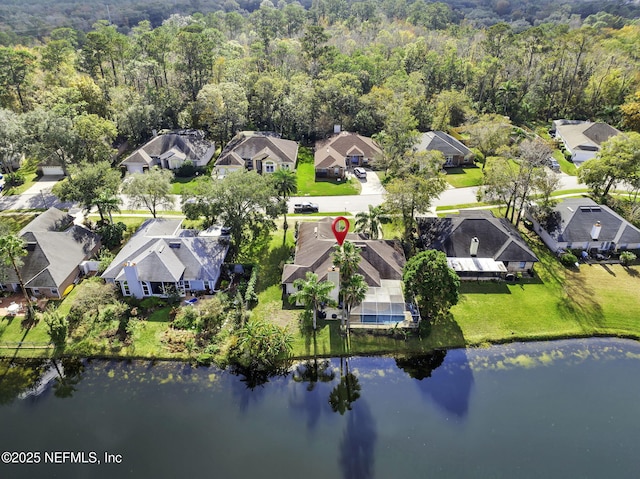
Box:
xmin=2 ymin=0 xmax=640 ymax=46
xmin=0 ymin=3 xmax=639 ymax=170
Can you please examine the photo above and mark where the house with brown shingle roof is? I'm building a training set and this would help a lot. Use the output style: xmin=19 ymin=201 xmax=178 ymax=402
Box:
xmin=214 ymin=131 xmax=298 ymax=177
xmin=0 ymin=208 xmax=101 ymax=298
xmin=552 ymin=120 xmax=620 ymax=167
xmin=314 ymin=132 xmax=382 ymax=179
xmin=282 ymin=218 xmax=417 ymax=325
xmin=120 ymin=130 xmax=215 ymax=174
xmin=416 ymin=131 xmax=473 ymax=167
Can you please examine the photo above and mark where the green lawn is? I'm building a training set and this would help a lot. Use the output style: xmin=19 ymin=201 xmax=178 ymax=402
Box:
xmin=296 ymin=162 xmax=360 ymax=196
xmin=550 ymin=189 xmax=588 ymax=197
xmin=444 ymin=165 xmax=484 ymax=188
xmin=4 ymin=222 xmax=640 ymax=361
xmin=0 ymin=213 xmax=39 ymax=233
xmin=170 ymin=176 xmax=208 ymax=195
xmin=553 ymin=150 xmax=578 ymax=176
xmin=2 ymin=172 xmax=39 ymax=196
xmin=449 ymin=233 xmax=640 ymax=346
xmin=436 ymin=202 xmax=490 ymax=211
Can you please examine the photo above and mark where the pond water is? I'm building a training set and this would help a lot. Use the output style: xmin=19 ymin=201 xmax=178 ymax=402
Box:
xmin=1 ymin=338 xmax=640 ymax=479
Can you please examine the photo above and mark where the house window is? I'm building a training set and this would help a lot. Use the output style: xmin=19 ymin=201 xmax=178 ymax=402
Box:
xmin=32 ymin=288 xmax=40 ymax=296
xmin=265 ymin=162 xmax=275 ymax=173
xmin=183 ymin=280 xmax=191 ymax=290
xmin=51 ymin=289 xmax=59 ymax=296
xmin=445 ymin=155 xmax=454 ymax=166
xmin=350 ymin=156 xmax=360 ymax=164
xmin=282 ymin=164 xmax=289 ymax=170
xmin=519 ymin=262 xmax=526 ymax=269
xmin=122 ymin=281 xmax=130 ymax=296
xmin=142 ymin=283 xmax=151 ymax=296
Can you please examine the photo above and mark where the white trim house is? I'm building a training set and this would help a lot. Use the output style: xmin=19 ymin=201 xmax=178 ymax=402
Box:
xmin=101 ymin=219 xmax=229 ymax=299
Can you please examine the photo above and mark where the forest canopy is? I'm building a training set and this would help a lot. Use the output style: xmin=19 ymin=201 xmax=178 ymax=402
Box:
xmin=0 ymin=0 xmax=639 ymax=159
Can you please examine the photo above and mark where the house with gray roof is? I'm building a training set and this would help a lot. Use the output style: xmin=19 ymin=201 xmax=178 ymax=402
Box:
xmin=416 ymin=131 xmax=473 ymax=167
xmin=527 ymin=198 xmax=640 ymax=255
xmin=120 ymin=130 xmax=215 ymax=174
xmin=214 ymin=131 xmax=298 ymax=177
xmin=0 ymin=208 xmax=101 ymax=298
xmin=418 ymin=211 xmax=538 ymax=280
xmin=314 ymin=132 xmax=382 ymax=179
xmin=101 ymin=218 xmax=229 ymax=299
xmin=552 ymin=120 xmax=620 ymax=167
xmin=282 ymin=218 xmax=417 ymax=325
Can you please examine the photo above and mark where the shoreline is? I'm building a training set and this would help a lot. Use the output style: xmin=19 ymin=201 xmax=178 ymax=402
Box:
xmin=3 ymin=331 xmax=639 ymax=363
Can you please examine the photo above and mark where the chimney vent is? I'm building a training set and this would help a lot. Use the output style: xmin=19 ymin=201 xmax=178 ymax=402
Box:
xmin=470 ymin=236 xmax=479 ymax=257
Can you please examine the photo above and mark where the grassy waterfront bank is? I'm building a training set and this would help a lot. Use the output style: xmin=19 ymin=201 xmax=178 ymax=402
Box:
xmin=1 ymin=227 xmax=639 ymax=362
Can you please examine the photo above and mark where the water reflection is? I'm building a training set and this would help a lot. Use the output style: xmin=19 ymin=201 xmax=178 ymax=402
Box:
xmin=329 ymin=357 xmax=361 ymax=415
xmin=339 ymin=399 xmax=376 ymax=479
xmin=0 ymin=358 xmax=48 ymax=405
xmin=292 ymin=359 xmax=336 ymax=391
xmin=52 ymin=358 xmax=85 ymax=399
xmin=398 ymin=349 xmax=474 ymax=419
xmin=2 ymin=339 xmax=640 ymax=479
xmin=289 ymin=359 xmax=336 ymax=432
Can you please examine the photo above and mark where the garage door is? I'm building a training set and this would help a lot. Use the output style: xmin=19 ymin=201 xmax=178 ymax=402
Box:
xmin=41 ymin=166 xmax=65 ymax=176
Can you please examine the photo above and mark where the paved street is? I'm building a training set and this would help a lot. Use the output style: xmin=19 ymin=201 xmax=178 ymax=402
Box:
xmin=0 ymin=170 xmax=588 ymax=217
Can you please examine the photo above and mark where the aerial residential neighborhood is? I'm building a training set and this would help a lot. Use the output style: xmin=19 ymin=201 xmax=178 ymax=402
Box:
xmin=0 ymin=1 xmax=638 ymax=373
xmin=1 ymin=2 xmax=640 ymax=477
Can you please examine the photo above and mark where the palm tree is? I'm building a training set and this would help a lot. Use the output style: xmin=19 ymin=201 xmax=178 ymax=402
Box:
xmin=329 ymin=357 xmax=361 ymax=415
xmin=355 ymin=204 xmax=385 ymax=239
xmin=341 ymin=273 xmax=368 ymax=331
xmin=95 ymin=192 xmax=121 ymax=224
xmin=0 ymin=233 xmax=36 ymax=319
xmin=289 ymin=272 xmax=335 ymax=330
xmin=271 ymin=168 xmax=297 ymax=243
xmin=332 ymin=240 xmax=361 ymax=284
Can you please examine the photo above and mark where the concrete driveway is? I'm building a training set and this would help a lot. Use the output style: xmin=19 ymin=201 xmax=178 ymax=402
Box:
xmin=354 ymin=168 xmax=386 ymax=195
xmin=0 ymin=175 xmax=71 ymax=211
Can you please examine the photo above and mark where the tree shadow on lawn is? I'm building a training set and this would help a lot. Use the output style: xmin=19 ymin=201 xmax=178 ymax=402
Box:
xmin=622 ymin=266 xmax=639 ymax=277
xmin=429 ymin=312 xmax=467 ymax=349
xmin=557 ymin=269 xmax=604 ymax=330
xmin=256 ymin=243 xmax=293 ymax=293
xmin=600 ymin=264 xmax=616 ymax=276
xmin=460 ymin=282 xmax=511 ymax=295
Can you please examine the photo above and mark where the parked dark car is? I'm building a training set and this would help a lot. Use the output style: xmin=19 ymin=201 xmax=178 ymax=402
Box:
xmin=293 ymin=202 xmax=319 ymax=213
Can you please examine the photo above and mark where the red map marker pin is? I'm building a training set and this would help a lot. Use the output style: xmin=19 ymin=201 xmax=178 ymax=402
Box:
xmin=331 ymin=216 xmax=350 ymax=246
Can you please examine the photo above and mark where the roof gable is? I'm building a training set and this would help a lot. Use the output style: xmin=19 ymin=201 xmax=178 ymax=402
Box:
xmin=417 ymin=131 xmax=471 ymax=157
xmin=418 ymin=212 xmax=538 ymax=263
xmin=543 ymin=198 xmax=640 ymax=244
xmin=121 ymin=130 xmax=214 ymax=167
xmin=555 ymin=121 xmax=620 ymax=152
xmin=216 ymin=132 xmax=298 ymax=167
xmin=282 ymin=218 xmax=405 ymax=285
xmin=314 ymin=132 xmax=381 ymax=168
xmin=5 ymin=208 xmax=100 ymax=289
xmin=101 ymin=218 xmax=229 ymax=283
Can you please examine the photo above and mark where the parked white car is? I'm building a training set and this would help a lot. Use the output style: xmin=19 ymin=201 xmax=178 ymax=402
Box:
xmin=353 ymin=167 xmax=367 ymax=178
